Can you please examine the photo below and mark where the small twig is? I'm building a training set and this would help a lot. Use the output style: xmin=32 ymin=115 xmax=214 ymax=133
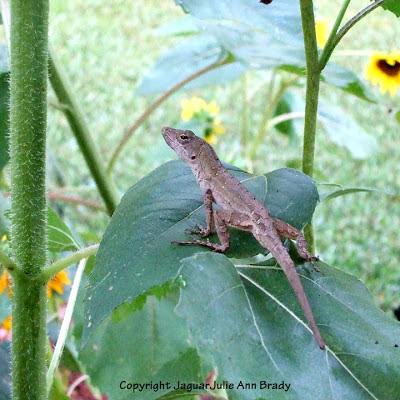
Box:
xmin=319 ymin=0 xmax=389 ymax=70
xmin=40 ymin=244 xmax=99 ymax=282
xmin=107 ymin=55 xmax=231 ymax=173
xmin=47 ymin=192 xmax=105 ymax=211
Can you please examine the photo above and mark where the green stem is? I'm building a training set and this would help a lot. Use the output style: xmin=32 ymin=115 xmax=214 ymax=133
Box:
xmin=319 ymin=0 xmax=388 ymax=70
xmin=40 ymin=244 xmax=99 ymax=282
xmin=107 ymin=55 xmax=230 ymax=173
xmin=318 ymin=0 xmax=351 ymax=70
xmin=299 ymin=0 xmax=321 ymax=251
xmin=48 ymin=48 xmax=120 ymax=216
xmin=10 ymin=3 xmax=49 ymax=400
xmin=300 ymin=0 xmax=320 ymax=178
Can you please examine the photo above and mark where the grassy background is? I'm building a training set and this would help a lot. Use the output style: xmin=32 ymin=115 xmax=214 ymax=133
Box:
xmin=23 ymin=0 xmax=400 ymax=313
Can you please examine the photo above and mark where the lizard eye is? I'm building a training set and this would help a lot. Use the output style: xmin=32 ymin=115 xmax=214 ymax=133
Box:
xmin=179 ymin=134 xmax=188 ymax=140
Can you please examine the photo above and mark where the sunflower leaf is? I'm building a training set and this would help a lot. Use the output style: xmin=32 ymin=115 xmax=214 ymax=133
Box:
xmin=175 ymin=251 xmax=400 ymax=399
xmin=378 ymin=0 xmax=400 ymax=17
xmin=318 ymin=104 xmax=377 ymax=159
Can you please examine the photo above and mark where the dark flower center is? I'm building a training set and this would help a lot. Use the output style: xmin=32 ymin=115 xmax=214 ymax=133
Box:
xmin=377 ymin=59 xmax=400 ymax=76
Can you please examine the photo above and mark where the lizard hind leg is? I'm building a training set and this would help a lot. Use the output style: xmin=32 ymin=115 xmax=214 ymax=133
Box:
xmin=272 ymin=218 xmax=321 ymax=273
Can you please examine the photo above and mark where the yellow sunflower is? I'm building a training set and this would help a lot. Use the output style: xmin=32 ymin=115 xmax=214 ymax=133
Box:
xmin=365 ymin=51 xmax=400 ymax=96
xmin=0 ymin=269 xmax=71 ymax=298
xmin=180 ymin=96 xmax=226 ymax=144
xmin=315 ymin=18 xmax=332 ymax=49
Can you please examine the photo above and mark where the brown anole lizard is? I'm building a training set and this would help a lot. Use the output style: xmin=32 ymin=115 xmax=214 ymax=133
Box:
xmin=162 ymin=127 xmax=325 ymax=350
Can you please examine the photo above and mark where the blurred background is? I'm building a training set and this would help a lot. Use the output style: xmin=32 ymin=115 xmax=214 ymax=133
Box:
xmin=2 ymin=0 xmax=399 ymax=313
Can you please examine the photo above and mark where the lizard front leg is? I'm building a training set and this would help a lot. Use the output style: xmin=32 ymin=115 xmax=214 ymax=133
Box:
xmin=174 ymin=209 xmax=252 ymax=252
xmin=185 ymin=189 xmax=214 ymax=237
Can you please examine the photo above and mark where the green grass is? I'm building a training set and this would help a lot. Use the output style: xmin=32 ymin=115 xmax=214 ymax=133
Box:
xmin=14 ymin=0 xmax=400 ymax=312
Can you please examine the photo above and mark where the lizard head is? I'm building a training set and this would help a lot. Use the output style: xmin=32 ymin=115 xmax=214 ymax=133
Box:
xmin=162 ymin=127 xmax=206 ymax=166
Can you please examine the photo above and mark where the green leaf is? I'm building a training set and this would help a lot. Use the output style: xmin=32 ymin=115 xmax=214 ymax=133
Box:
xmin=321 ymin=63 xmax=376 ymax=102
xmin=175 ymin=0 xmax=304 ymax=45
xmin=0 ymin=342 xmax=11 ymax=400
xmin=273 ymin=90 xmax=304 ymax=140
xmin=154 ymin=15 xmax=200 ymax=36
xmin=318 ymin=104 xmax=377 ymax=159
xmin=136 ymin=35 xmax=229 ymax=96
xmin=47 ymin=207 xmax=80 ymax=253
xmin=318 ymin=185 xmax=394 ymax=202
xmin=80 ymin=288 xmax=203 ymax=400
xmin=176 ymin=251 xmax=400 ymax=399
xmin=83 ymin=160 xmax=318 ymax=343
xmin=378 ymin=0 xmax=400 ymax=17
xmin=0 ymin=70 xmax=10 ymax=172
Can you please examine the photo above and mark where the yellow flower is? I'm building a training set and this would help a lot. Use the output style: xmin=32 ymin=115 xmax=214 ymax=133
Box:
xmin=211 ymin=118 xmax=226 ymax=135
xmin=205 ymin=134 xmax=217 ymax=144
xmin=0 ymin=269 xmax=71 ymax=298
xmin=1 ymin=315 xmax=12 ymax=332
xmin=204 ymin=100 xmax=220 ymax=116
xmin=365 ymin=51 xmax=400 ymax=96
xmin=180 ymin=97 xmax=208 ymax=121
xmin=47 ymin=270 xmax=71 ymax=298
xmin=315 ymin=18 xmax=332 ymax=49
xmin=1 ymin=235 xmax=6 ymax=242
xmin=0 ymin=270 xmax=12 ymax=297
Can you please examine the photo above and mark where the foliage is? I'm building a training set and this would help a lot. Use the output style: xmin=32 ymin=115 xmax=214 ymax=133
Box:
xmin=0 ymin=0 xmax=399 ymax=399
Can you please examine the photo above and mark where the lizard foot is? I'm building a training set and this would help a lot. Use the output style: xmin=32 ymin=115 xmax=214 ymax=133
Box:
xmin=172 ymin=237 xmax=228 ymax=252
xmin=185 ymin=223 xmax=212 ymax=237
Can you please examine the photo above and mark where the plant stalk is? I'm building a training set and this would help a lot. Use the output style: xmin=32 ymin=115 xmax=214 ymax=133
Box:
xmin=48 ymin=48 xmax=120 ymax=216
xmin=40 ymin=243 xmax=99 ymax=281
xmin=299 ymin=0 xmax=321 ymax=250
xmin=9 ymin=1 xmax=49 ymax=398
xmin=319 ymin=0 xmax=388 ymax=70
xmin=318 ymin=0 xmax=351 ymax=70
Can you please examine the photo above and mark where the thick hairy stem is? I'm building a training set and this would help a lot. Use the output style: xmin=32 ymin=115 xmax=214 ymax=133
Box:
xmin=299 ymin=0 xmax=320 ymax=251
xmin=10 ymin=1 xmax=49 ymax=398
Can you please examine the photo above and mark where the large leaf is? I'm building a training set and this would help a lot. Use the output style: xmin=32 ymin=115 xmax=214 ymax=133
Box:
xmin=320 ymin=63 xmax=376 ymax=103
xmin=176 ymin=251 xmax=400 ymax=399
xmin=318 ymin=104 xmax=377 ymax=159
xmin=139 ymin=1 xmax=372 ymax=100
xmin=80 ymin=288 xmax=203 ymax=400
xmin=136 ymin=35 xmax=229 ymax=96
xmin=83 ymin=160 xmax=318 ymax=343
xmin=175 ymin=0 xmax=304 ymax=45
